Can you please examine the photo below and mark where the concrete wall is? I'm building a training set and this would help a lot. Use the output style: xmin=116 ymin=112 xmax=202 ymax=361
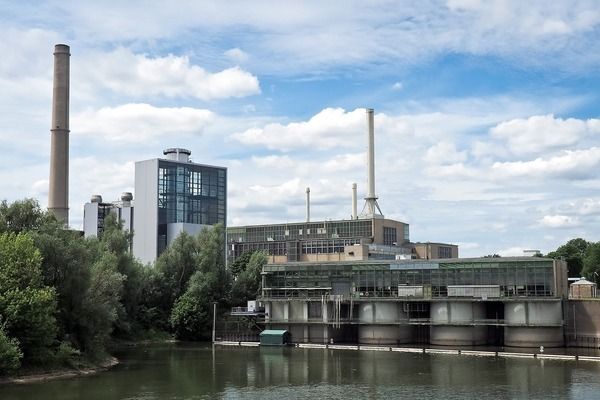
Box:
xmin=83 ymin=202 xmax=99 ymax=237
xmin=132 ymin=159 xmax=158 ymax=265
xmin=565 ymin=300 xmax=600 ymax=347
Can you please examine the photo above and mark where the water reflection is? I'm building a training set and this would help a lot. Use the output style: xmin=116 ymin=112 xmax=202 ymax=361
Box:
xmin=1 ymin=343 xmax=600 ymax=400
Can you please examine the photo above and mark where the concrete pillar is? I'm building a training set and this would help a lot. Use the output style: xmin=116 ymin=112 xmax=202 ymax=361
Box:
xmin=48 ymin=44 xmax=70 ymax=225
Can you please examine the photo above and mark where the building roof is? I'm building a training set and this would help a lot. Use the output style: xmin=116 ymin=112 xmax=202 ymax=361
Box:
xmin=260 ymin=330 xmax=289 ymax=336
xmin=571 ymin=278 xmax=596 ymax=286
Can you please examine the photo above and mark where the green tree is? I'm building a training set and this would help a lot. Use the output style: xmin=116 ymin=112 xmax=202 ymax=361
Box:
xmin=0 ymin=198 xmax=53 ymax=234
xmin=170 ymin=271 xmax=218 ymax=340
xmin=547 ymin=238 xmax=590 ymax=278
xmin=0 ymin=233 xmax=58 ymax=362
xmin=77 ymin=252 xmax=124 ymax=357
xmin=231 ymin=251 xmax=266 ymax=306
xmin=0 ymin=325 xmax=22 ymax=374
xmin=229 ymin=250 xmax=255 ymax=279
xmin=97 ymin=214 xmax=146 ymax=336
xmin=582 ymin=242 xmax=600 ymax=283
xmin=169 ymin=224 xmax=231 ymax=340
xmin=155 ymin=231 xmax=200 ymax=308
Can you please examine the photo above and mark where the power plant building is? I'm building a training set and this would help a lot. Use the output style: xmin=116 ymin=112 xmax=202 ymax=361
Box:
xmin=132 ymin=148 xmax=227 ymax=264
xmin=258 ymin=257 xmax=569 ymax=347
xmin=83 ymin=193 xmax=134 ymax=241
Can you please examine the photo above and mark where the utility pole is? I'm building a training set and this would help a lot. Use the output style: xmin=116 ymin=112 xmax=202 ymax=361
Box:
xmin=212 ymin=302 xmax=217 ymax=343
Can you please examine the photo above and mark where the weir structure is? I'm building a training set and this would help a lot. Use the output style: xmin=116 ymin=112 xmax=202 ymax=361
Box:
xmin=48 ymin=44 xmax=70 ymax=225
xmin=259 ymin=257 xmax=569 ymax=347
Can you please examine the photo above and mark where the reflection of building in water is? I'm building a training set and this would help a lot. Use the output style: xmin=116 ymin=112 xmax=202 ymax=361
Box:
xmin=259 ymin=257 xmax=569 ymax=347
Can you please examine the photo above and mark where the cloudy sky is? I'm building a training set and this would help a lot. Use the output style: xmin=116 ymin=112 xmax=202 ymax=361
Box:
xmin=1 ymin=0 xmax=600 ymax=257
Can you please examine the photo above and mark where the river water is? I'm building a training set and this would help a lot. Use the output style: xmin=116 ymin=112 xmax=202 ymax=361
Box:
xmin=2 ymin=343 xmax=600 ymax=399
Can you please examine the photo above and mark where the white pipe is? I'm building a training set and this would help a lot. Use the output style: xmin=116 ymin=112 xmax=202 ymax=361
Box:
xmin=306 ymin=187 xmax=310 ymax=222
xmin=352 ymin=183 xmax=357 ymax=219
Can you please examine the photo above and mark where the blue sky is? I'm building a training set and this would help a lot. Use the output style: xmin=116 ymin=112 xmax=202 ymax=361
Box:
xmin=1 ymin=0 xmax=600 ymax=257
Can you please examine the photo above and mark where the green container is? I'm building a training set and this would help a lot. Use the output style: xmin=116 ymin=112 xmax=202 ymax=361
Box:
xmin=260 ymin=330 xmax=290 ymax=346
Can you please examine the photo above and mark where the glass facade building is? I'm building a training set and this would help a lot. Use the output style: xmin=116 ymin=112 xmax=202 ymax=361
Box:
xmin=133 ymin=149 xmax=226 ymax=264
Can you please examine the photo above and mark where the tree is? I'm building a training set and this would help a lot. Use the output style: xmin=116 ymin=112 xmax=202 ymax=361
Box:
xmin=169 ymin=224 xmax=231 ymax=340
xmin=0 ymin=198 xmax=53 ymax=234
xmin=97 ymin=214 xmax=146 ymax=336
xmin=483 ymin=254 xmax=501 ymax=258
xmin=0 ymin=325 xmax=22 ymax=374
xmin=76 ymin=252 xmax=124 ymax=357
xmin=582 ymin=242 xmax=600 ymax=283
xmin=231 ymin=251 xmax=266 ymax=306
xmin=229 ymin=250 xmax=255 ymax=279
xmin=155 ymin=231 xmax=200 ymax=308
xmin=0 ymin=233 xmax=58 ymax=362
xmin=547 ymin=238 xmax=590 ymax=278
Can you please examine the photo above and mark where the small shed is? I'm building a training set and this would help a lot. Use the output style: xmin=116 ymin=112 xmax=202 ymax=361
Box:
xmin=259 ymin=330 xmax=290 ymax=346
xmin=569 ymin=278 xmax=597 ymax=299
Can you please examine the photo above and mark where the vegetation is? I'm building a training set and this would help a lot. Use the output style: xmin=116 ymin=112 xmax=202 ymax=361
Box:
xmin=0 ymin=198 xmax=262 ymax=376
xmin=546 ymin=238 xmax=600 ymax=281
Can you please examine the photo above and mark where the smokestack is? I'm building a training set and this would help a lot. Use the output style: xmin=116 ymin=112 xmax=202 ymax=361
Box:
xmin=361 ymin=108 xmax=383 ymax=218
xmin=306 ymin=187 xmax=310 ymax=222
xmin=48 ymin=44 xmax=70 ymax=225
xmin=351 ymin=183 xmax=357 ymax=219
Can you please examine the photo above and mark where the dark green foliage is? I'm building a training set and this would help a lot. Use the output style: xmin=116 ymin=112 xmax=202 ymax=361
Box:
xmin=169 ymin=225 xmax=231 ymax=340
xmin=547 ymin=238 xmax=590 ymax=278
xmin=155 ymin=231 xmax=201 ymax=308
xmin=231 ymin=251 xmax=266 ymax=306
xmin=0 ymin=198 xmax=54 ymax=234
xmin=583 ymin=242 xmax=600 ymax=282
xmin=229 ymin=250 xmax=254 ymax=278
xmin=0 ymin=198 xmax=246 ymax=374
xmin=0 ymin=233 xmax=58 ymax=363
xmin=0 ymin=326 xmax=22 ymax=373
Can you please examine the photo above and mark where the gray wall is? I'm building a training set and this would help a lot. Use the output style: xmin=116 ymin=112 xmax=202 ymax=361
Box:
xmin=133 ymin=159 xmax=159 ymax=265
xmin=83 ymin=202 xmax=99 ymax=238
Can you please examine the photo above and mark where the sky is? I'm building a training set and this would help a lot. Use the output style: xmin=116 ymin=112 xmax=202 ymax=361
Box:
xmin=1 ymin=0 xmax=600 ymax=257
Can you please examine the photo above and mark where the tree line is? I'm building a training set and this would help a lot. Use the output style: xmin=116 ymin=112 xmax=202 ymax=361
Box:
xmin=0 ymin=199 xmax=264 ymax=375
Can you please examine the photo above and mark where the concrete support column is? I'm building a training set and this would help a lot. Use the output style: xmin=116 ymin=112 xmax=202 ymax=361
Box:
xmin=283 ymin=303 xmax=289 ymax=321
xmin=322 ymin=301 xmax=329 ymax=323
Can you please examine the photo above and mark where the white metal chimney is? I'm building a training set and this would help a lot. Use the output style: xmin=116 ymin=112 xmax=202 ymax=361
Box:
xmin=361 ymin=108 xmax=383 ymax=218
xmin=351 ymin=183 xmax=357 ymax=219
xmin=306 ymin=187 xmax=310 ymax=222
xmin=48 ymin=44 xmax=70 ymax=225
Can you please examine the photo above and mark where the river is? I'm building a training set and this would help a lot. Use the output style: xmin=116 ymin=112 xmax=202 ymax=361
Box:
xmin=1 ymin=343 xmax=600 ymax=399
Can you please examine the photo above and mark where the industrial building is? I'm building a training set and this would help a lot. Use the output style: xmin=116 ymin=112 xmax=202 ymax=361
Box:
xmin=132 ymin=148 xmax=227 ymax=264
xmin=83 ymin=193 xmax=134 ymax=241
xmin=83 ymin=148 xmax=227 ymax=264
xmin=227 ymin=109 xmax=457 ymax=263
xmin=259 ymin=257 xmax=569 ymax=347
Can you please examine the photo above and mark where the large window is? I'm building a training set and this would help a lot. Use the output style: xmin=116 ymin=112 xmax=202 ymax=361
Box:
xmin=158 ymin=161 xmax=226 ymax=226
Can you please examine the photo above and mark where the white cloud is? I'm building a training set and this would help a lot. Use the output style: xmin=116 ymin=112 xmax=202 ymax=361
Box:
xmin=540 ymin=215 xmax=581 ymax=228
xmin=392 ymin=82 xmax=403 ymax=91
xmin=79 ymin=48 xmax=260 ymax=100
xmin=72 ymin=103 xmax=214 ymax=143
xmin=231 ymin=107 xmax=366 ymax=151
xmin=490 ymin=114 xmax=600 ymax=155
xmin=224 ymin=48 xmax=249 ymax=63
xmin=424 ymin=142 xmax=467 ymax=165
xmin=490 ymin=147 xmax=600 ymax=179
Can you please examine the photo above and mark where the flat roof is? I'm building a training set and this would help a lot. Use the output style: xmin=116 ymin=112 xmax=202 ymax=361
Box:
xmin=268 ymin=256 xmax=554 ymax=266
xmin=227 ymin=217 xmax=407 ymax=230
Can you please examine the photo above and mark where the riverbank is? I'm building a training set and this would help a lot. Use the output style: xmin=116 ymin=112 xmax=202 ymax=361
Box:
xmin=0 ymin=356 xmax=119 ymax=386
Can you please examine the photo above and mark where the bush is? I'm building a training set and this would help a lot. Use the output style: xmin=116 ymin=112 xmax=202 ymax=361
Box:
xmin=0 ymin=326 xmax=22 ymax=374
